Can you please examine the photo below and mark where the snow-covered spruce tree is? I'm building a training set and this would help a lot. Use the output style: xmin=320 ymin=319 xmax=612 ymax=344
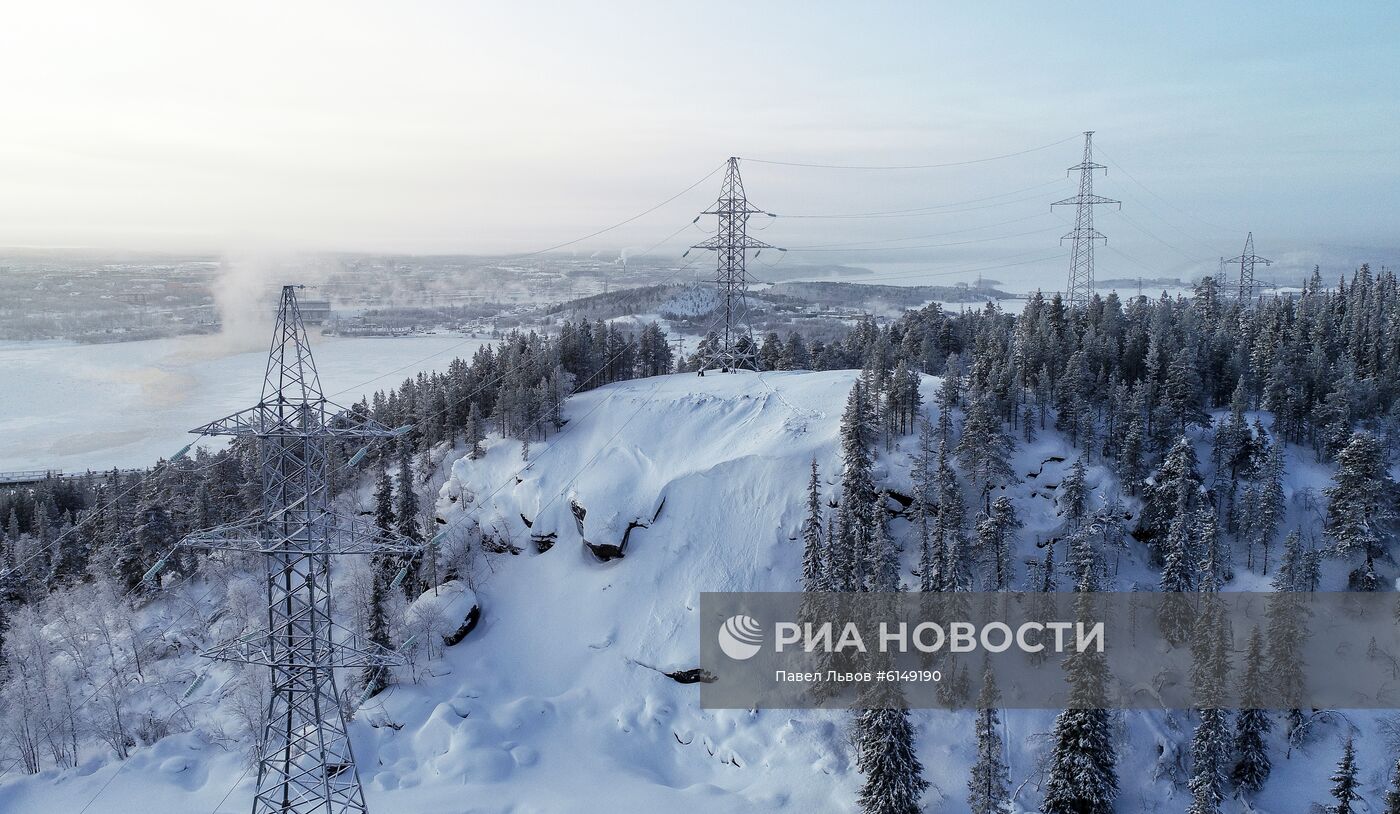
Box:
xmin=806 ymin=515 xmax=842 ymax=703
xmin=913 ymin=416 xmax=938 ymax=593
xmin=1232 ymin=625 xmax=1272 ymax=794
xmin=933 ymin=436 xmax=970 ymax=593
xmin=1188 ymin=709 xmax=1230 ymax=814
xmin=1157 ymin=510 xmax=1195 ymax=645
xmin=968 ymin=663 xmax=1011 ymax=814
xmin=869 ymin=499 xmax=900 ymax=593
xmin=1384 ymin=755 xmax=1400 ymax=814
xmin=1139 ymin=436 xmax=1203 ymax=558
xmin=466 ymin=401 xmax=485 ymax=460
xmin=783 ymin=331 xmax=810 ymax=370
xmin=114 ymin=499 xmax=176 ymax=594
xmin=395 ymin=444 xmax=423 ymax=594
xmin=1060 ymin=455 xmax=1089 ymax=528
xmin=1250 ymin=440 xmax=1286 ymax=573
xmin=374 ymin=461 xmax=396 ymax=540
xmin=1329 ymin=736 xmax=1360 ymax=814
xmin=360 ymin=566 xmax=393 ymax=699
xmin=839 ymin=380 xmax=878 ymax=592
xmin=1116 ymin=413 xmax=1147 ymax=496
xmin=397 ymin=445 xmax=417 ymax=540
xmin=1163 ymin=347 xmax=1209 ymax=436
xmin=46 ymin=510 xmax=88 ymax=589
xmin=1272 ymin=530 xmax=1302 ymax=592
xmin=1041 ymin=563 xmax=1118 ymax=814
xmin=1187 ymin=566 xmax=1230 ymax=814
xmin=1023 ymin=543 xmax=1057 ymax=666
xmin=956 ymin=392 xmax=1015 ymax=513
xmin=883 ymin=359 xmax=921 ymax=440
xmin=935 ymin=355 xmax=961 ymax=442
xmin=1195 ymin=503 xmax=1230 ymax=586
xmin=1325 ymin=429 xmax=1395 ymax=564
xmin=975 ymin=495 xmax=1020 ymax=591
xmin=1021 ymin=402 xmax=1037 ymax=443
xmin=823 ymin=516 xmax=839 ymax=592
xmin=801 ymin=458 xmax=825 ymax=593
xmin=854 ymin=700 xmax=929 ymax=814
xmin=1265 ymin=578 xmax=1308 ymax=729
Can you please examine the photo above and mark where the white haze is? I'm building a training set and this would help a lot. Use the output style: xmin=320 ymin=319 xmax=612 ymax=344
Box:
xmin=0 ymin=2 xmax=1395 ymax=289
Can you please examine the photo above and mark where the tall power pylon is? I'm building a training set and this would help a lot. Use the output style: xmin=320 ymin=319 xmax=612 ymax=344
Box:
xmin=690 ymin=157 xmax=781 ymax=372
xmin=1052 ymin=131 xmax=1119 ymax=310
xmin=1225 ymin=231 xmax=1271 ymax=304
xmin=180 ymin=285 xmax=417 ymax=814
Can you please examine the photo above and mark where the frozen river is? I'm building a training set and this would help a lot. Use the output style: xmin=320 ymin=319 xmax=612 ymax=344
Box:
xmin=0 ymin=332 xmax=492 ymax=472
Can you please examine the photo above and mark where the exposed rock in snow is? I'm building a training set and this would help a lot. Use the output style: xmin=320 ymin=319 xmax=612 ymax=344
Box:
xmin=406 ymin=580 xmax=480 ymax=648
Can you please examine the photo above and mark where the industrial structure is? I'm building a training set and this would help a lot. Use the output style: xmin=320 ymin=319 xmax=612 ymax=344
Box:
xmin=179 ymin=285 xmax=417 ymax=814
xmin=1225 ymin=231 xmax=1271 ymax=303
xmin=690 ymin=157 xmax=781 ymax=372
xmin=1052 ymin=131 xmax=1119 ymax=310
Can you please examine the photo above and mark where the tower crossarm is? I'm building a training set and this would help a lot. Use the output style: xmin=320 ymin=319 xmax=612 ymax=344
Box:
xmin=689 ymin=234 xmax=776 ymax=251
xmin=201 ymin=620 xmax=407 ymax=669
xmin=1051 ymin=193 xmax=1120 ymax=208
xmin=179 ymin=511 xmax=421 ymax=556
xmin=189 ymin=400 xmax=406 ymax=439
xmin=1059 ymin=227 xmax=1108 ymax=245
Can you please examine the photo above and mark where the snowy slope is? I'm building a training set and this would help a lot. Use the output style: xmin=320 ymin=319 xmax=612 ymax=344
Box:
xmin=0 ymin=369 xmax=1388 ymax=813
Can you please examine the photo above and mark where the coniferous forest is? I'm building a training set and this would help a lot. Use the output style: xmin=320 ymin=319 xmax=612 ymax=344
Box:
xmin=3 ymin=268 xmax=1400 ymax=811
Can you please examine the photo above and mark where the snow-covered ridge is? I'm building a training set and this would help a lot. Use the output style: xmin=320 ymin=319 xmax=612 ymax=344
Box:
xmin=0 ymin=368 xmax=1376 ymax=813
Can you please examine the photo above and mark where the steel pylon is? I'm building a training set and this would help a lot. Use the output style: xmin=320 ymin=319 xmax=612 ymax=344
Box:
xmin=691 ymin=157 xmax=781 ymax=372
xmin=1225 ymin=231 xmax=1271 ymax=304
xmin=1052 ymin=131 xmax=1119 ymax=310
xmin=180 ymin=285 xmax=417 ymax=814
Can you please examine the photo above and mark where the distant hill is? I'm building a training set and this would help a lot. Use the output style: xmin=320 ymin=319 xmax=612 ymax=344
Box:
xmin=765 ymin=280 xmax=1012 ymax=309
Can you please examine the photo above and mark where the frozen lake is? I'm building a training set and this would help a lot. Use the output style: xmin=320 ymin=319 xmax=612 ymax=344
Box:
xmin=0 ymin=332 xmax=492 ymax=472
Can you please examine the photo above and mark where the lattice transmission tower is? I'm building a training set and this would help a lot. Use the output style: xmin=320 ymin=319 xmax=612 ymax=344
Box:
xmin=1225 ymin=231 xmax=1271 ymax=304
xmin=1052 ymin=131 xmax=1119 ymax=310
xmin=180 ymin=285 xmax=418 ymax=814
xmin=690 ymin=157 xmax=781 ymax=372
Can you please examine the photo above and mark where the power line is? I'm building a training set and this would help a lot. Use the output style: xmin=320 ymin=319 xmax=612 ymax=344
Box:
xmin=1094 ymin=145 xmax=1244 ymax=237
xmin=782 ymin=212 xmax=1051 ymax=249
xmin=772 ymin=180 xmax=1063 ymax=218
xmin=742 ymin=134 xmax=1080 ymax=170
xmin=493 ymin=161 xmax=727 ymax=259
xmin=785 ymin=225 xmax=1062 ymax=253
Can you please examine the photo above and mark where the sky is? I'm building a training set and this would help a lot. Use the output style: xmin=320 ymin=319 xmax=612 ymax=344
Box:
xmin=0 ymin=1 xmax=1396 ymax=289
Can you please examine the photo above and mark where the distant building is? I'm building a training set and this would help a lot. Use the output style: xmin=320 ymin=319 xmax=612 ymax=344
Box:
xmin=299 ymin=299 xmax=332 ymax=324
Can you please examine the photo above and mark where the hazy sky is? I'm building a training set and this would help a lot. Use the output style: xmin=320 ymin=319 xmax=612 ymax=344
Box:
xmin=1 ymin=2 xmax=1396 ymax=286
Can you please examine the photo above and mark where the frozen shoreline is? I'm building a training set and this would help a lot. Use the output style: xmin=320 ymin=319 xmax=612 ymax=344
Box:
xmin=0 ymin=332 xmax=491 ymax=472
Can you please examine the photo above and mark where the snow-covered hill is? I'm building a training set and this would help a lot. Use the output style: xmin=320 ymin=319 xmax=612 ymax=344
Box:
xmin=0 ymin=369 xmax=1385 ymax=813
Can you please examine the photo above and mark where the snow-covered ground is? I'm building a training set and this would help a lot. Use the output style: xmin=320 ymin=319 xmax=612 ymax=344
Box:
xmin=0 ymin=369 xmax=1385 ymax=813
xmin=0 ymin=333 xmax=492 ymax=472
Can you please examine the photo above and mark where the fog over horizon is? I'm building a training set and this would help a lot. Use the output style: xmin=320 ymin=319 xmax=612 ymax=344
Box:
xmin=1 ymin=2 xmax=1397 ymax=289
